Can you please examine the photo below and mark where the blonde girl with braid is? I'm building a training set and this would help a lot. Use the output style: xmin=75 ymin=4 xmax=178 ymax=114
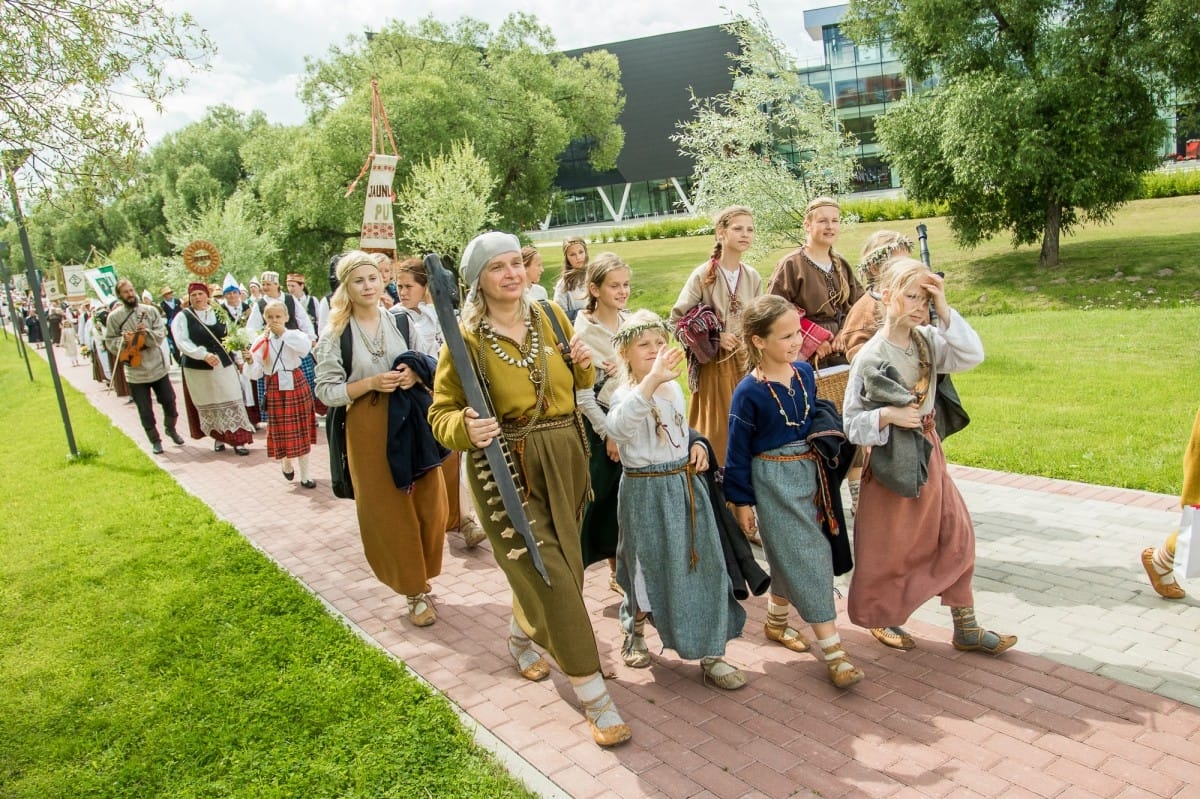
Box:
xmin=668 ymin=205 xmax=762 ymax=465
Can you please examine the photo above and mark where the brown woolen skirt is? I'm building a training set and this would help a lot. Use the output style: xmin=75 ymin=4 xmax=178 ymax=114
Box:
xmin=346 ymin=391 xmax=448 ymax=597
xmin=687 ymin=349 xmax=745 ymax=467
xmin=440 ymin=450 xmax=462 ymax=532
xmin=848 ymin=417 xmax=975 ymax=628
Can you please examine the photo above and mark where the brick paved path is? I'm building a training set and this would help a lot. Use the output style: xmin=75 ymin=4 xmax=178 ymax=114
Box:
xmin=53 ymin=353 xmax=1200 ymax=799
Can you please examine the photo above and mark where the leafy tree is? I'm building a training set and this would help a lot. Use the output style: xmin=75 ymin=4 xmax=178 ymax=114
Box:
xmin=166 ymin=189 xmax=279 ymax=287
xmin=673 ymin=8 xmax=856 ymax=262
xmin=845 ymin=0 xmax=1200 ymax=267
xmin=0 ymin=0 xmax=213 ymax=196
xmin=395 ymin=140 xmax=499 ymax=268
xmin=250 ymin=12 xmax=623 ymax=264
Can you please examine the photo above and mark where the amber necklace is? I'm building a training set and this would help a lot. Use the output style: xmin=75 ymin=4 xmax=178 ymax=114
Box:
xmin=760 ymin=365 xmax=809 ymax=429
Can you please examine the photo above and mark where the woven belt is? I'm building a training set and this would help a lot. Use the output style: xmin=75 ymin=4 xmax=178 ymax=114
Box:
xmin=757 ymin=447 xmax=840 ymax=536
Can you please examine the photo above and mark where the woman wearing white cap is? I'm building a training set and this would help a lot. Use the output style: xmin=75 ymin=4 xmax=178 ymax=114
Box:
xmin=428 ymin=232 xmax=632 ymax=748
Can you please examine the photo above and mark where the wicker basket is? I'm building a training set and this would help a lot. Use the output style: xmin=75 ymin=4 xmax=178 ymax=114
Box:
xmin=814 ymin=362 xmax=851 ymax=414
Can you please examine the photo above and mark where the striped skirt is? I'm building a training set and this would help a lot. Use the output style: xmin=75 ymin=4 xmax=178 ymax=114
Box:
xmin=264 ymin=369 xmax=316 ymax=459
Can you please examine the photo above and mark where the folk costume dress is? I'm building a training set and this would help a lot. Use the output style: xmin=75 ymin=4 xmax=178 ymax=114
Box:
xmin=171 ymin=308 xmax=256 ymax=447
xmin=428 ymin=301 xmax=602 ymax=677
xmin=243 ymin=329 xmax=317 ymax=459
xmin=725 ymin=363 xmax=839 ymax=625
xmin=314 ymin=309 xmax=448 ymax=598
xmin=247 ymin=295 xmax=320 ymax=415
xmin=574 ymin=309 xmax=627 ymax=567
xmin=842 ymin=310 xmax=984 ymax=628
xmin=768 ymin=248 xmax=864 ymax=366
xmin=669 ymin=260 xmax=762 ymax=465
xmin=606 ymin=381 xmax=746 ymax=660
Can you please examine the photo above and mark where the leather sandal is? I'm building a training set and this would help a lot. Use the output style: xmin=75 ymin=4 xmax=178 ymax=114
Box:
xmin=581 ymin=692 xmax=632 ymax=747
xmin=621 ymin=633 xmax=651 ymax=669
xmin=1142 ymin=547 xmax=1186 ymax=599
xmin=508 ymin=631 xmax=550 ymax=681
xmin=869 ymin=626 xmax=916 ymax=650
xmin=764 ymin=623 xmax=810 ymax=653
xmin=460 ymin=518 xmax=486 ymax=549
xmin=406 ymin=594 xmax=436 ymax=627
xmin=950 ymin=607 xmax=1016 ymax=656
xmin=701 ymin=657 xmax=747 ymax=690
xmin=820 ymin=643 xmax=864 ymax=689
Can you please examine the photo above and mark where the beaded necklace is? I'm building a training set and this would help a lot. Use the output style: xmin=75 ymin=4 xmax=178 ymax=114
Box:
xmin=351 ymin=316 xmax=386 ymax=364
xmin=760 ymin=365 xmax=810 ymax=429
xmin=480 ymin=313 xmax=542 ymax=383
xmin=476 ymin=303 xmax=550 ymax=441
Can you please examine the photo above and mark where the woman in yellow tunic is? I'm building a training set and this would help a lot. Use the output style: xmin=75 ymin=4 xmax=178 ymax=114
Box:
xmin=428 ymin=232 xmax=632 ymax=748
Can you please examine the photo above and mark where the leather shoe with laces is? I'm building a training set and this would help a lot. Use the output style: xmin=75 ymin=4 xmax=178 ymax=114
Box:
xmin=167 ymin=430 xmax=185 ymax=446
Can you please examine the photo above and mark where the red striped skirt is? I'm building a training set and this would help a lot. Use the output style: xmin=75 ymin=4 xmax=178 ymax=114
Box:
xmin=265 ymin=369 xmax=316 ymax=459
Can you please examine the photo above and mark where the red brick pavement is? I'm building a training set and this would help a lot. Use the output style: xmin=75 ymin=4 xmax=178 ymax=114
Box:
xmin=55 ymin=356 xmax=1200 ymax=799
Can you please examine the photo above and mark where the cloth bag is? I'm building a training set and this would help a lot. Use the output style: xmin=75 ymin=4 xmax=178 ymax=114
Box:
xmin=1173 ymin=505 xmax=1200 ymax=581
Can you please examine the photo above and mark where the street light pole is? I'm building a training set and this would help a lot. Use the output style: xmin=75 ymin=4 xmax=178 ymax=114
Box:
xmin=2 ymin=152 xmax=80 ymax=457
xmin=0 ymin=241 xmax=34 ymax=381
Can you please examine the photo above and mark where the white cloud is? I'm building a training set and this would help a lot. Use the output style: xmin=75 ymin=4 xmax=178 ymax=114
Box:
xmin=134 ymin=0 xmax=833 ymax=142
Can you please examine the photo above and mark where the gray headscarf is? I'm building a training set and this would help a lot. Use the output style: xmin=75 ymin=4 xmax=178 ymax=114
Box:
xmin=460 ymin=232 xmax=521 ymax=288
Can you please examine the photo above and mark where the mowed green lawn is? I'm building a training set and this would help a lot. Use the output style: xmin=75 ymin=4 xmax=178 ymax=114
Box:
xmin=0 ymin=356 xmax=534 ymax=799
xmin=541 ymin=195 xmax=1200 ymax=494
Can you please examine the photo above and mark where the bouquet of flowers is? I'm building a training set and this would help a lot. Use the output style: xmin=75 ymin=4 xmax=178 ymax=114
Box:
xmin=222 ymin=322 xmax=253 ymax=356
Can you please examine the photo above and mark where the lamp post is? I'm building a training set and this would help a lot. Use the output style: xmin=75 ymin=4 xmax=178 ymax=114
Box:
xmin=0 ymin=240 xmax=34 ymax=380
xmin=2 ymin=151 xmax=79 ymax=457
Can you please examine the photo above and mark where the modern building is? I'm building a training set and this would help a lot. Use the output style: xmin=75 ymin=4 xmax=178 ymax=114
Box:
xmin=548 ymin=5 xmax=918 ymax=229
xmin=550 ymin=25 xmax=740 ymax=229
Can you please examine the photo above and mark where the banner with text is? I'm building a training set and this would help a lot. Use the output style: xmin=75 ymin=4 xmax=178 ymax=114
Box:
xmin=359 ymin=154 xmax=398 ymax=253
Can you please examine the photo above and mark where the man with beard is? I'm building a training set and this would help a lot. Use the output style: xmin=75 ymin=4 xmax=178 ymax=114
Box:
xmin=105 ymin=279 xmax=184 ymax=454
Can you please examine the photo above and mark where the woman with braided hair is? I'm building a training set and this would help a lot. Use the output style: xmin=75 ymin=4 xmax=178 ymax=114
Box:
xmin=669 ymin=205 xmax=762 ymax=466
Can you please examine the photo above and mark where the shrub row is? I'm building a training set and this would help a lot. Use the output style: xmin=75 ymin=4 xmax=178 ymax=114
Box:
xmin=1138 ymin=169 xmax=1200 ymax=199
xmin=574 ymin=171 xmax=1197 ymax=244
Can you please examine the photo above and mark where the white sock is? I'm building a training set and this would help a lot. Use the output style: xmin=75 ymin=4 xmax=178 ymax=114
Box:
xmin=298 ymin=454 xmax=310 ymax=481
xmin=281 ymin=456 xmax=292 ymax=474
xmin=817 ymin=634 xmax=854 ymax=674
xmin=569 ymin=673 xmax=624 ymax=728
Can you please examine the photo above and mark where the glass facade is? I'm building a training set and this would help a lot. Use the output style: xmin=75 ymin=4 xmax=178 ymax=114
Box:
xmin=548 ymin=177 xmax=695 ymax=228
xmin=796 ymin=26 xmax=920 ymax=192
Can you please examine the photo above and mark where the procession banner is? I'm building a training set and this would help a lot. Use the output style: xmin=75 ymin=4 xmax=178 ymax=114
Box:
xmin=62 ymin=264 xmax=87 ymax=301
xmin=359 ymin=154 xmax=398 ymax=252
xmin=85 ymin=265 xmax=118 ymax=305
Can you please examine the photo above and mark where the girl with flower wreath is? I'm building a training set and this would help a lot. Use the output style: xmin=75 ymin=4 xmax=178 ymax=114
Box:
xmin=605 ymin=310 xmax=748 ymax=690
xmin=725 ymin=294 xmax=864 ymax=689
xmin=668 ymin=205 xmax=762 ymax=466
xmin=843 ymin=257 xmax=1016 ymax=657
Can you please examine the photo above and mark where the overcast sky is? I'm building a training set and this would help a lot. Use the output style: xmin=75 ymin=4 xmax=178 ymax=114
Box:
xmin=137 ymin=0 xmax=835 ymax=142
